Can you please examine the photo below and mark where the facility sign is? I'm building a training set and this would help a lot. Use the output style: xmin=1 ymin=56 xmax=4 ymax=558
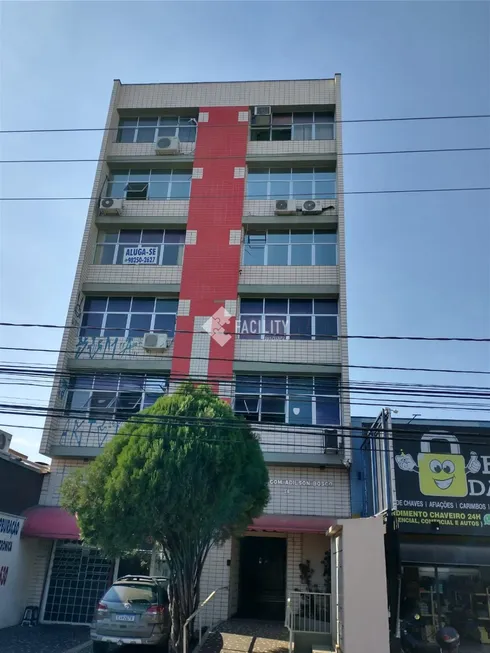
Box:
xmin=392 ymin=426 xmax=490 ymax=534
xmin=123 ymin=247 xmax=159 ymax=265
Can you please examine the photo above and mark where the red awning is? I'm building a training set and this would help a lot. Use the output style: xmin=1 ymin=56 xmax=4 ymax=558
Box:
xmin=22 ymin=506 xmax=81 ymax=540
xmin=248 ymin=514 xmax=336 ymax=534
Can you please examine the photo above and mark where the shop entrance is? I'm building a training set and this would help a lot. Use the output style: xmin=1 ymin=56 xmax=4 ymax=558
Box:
xmin=238 ymin=536 xmax=286 ymax=620
xmin=401 ymin=565 xmax=490 ymax=648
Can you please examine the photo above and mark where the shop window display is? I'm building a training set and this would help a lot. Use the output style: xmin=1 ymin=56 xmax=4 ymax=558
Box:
xmin=401 ymin=566 xmax=490 ymax=647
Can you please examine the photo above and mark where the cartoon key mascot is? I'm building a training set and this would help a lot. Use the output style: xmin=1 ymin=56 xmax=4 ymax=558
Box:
xmin=395 ymin=431 xmax=481 ymax=497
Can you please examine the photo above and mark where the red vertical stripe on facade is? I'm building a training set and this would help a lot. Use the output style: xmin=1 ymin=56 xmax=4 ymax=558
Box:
xmin=171 ymin=107 xmax=248 ymax=389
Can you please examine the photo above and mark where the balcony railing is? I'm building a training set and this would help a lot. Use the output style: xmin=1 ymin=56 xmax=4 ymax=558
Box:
xmin=286 ymin=591 xmax=331 ymax=634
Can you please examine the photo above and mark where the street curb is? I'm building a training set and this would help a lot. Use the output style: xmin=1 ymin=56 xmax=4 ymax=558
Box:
xmin=62 ymin=641 xmax=91 ymax=653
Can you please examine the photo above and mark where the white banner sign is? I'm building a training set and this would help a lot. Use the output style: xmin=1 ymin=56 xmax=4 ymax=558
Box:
xmin=123 ymin=246 xmax=159 ymax=265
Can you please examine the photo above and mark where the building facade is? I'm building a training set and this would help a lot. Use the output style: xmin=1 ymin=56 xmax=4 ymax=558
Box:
xmin=352 ymin=414 xmax=490 ymax=649
xmin=25 ymin=77 xmax=354 ymax=628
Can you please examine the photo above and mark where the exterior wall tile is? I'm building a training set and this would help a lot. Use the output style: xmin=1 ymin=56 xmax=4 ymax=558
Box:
xmin=235 ymin=339 xmax=341 ymax=365
xmin=247 ymin=139 xmax=336 ymax=158
xmin=243 ymin=198 xmax=336 ymax=217
xmin=115 ymin=199 xmax=190 ymax=218
xmin=85 ymin=265 xmax=182 ymax=285
xmin=239 ymin=265 xmax=338 ymax=286
xmin=108 ymin=141 xmax=195 ymax=158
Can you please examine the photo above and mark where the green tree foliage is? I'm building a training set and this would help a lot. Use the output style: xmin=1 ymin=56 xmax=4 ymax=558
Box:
xmin=61 ymin=383 xmax=269 ymax=652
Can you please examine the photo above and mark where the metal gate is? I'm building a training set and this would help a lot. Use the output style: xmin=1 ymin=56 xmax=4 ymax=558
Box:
xmin=42 ymin=540 xmax=113 ymax=624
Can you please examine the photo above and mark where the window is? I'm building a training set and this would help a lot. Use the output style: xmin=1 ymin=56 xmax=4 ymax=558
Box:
xmin=95 ymin=230 xmax=186 ymax=266
xmin=239 ymin=298 xmax=338 ymax=340
xmin=251 ymin=112 xmax=334 ymax=141
xmin=243 ymin=230 xmax=337 ymax=266
xmin=117 ymin=116 xmax=197 ymax=143
xmin=106 ymin=169 xmax=192 ymax=201
xmin=65 ymin=373 xmax=168 ymax=420
xmin=234 ymin=375 xmax=340 ymax=425
xmin=80 ymin=296 xmax=178 ymax=339
xmin=247 ymin=168 xmax=336 ymax=200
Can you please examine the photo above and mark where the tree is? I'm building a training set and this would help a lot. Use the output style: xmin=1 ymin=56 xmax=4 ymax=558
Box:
xmin=61 ymin=383 xmax=269 ymax=652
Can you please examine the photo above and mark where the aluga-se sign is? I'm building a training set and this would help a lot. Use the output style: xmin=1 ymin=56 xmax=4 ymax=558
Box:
xmin=392 ymin=427 xmax=490 ymax=534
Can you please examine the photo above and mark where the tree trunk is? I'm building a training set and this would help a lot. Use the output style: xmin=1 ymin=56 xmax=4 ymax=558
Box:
xmin=168 ymin=561 xmax=202 ymax=653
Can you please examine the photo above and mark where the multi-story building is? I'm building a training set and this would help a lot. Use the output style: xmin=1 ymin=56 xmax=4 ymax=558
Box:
xmin=23 ymin=77 xmax=361 ymax=631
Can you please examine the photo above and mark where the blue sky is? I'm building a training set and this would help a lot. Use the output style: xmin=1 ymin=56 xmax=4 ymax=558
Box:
xmin=1 ymin=1 xmax=489 ymax=461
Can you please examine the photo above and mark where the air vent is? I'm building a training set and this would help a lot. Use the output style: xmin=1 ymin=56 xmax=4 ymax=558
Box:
xmin=253 ymin=106 xmax=272 ymax=125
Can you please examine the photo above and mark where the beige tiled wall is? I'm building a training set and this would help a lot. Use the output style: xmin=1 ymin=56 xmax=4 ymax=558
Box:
xmin=243 ymin=198 xmax=336 ymax=217
xmin=266 ymin=466 xmax=351 ymax=518
xmin=115 ymin=199 xmax=190 ymax=218
xmin=118 ymin=79 xmax=336 ymax=109
xmin=199 ymin=541 xmax=232 ymax=624
xmin=239 ymin=265 xmax=338 ymax=286
xmin=252 ymin=423 xmax=329 ymax=455
xmin=85 ymin=264 xmax=182 ymax=285
xmin=40 ymin=459 xmax=88 ymax=507
xmin=25 ymin=539 xmax=53 ymax=606
xmin=108 ymin=142 xmax=195 ymax=157
xmin=235 ymin=339 xmax=341 ymax=365
xmin=247 ymin=139 xmax=336 ymax=158
xmin=71 ymin=335 xmax=174 ymax=362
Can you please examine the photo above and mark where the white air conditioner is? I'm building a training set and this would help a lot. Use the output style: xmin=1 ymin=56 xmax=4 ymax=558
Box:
xmin=253 ymin=106 xmax=272 ymax=125
xmin=99 ymin=198 xmax=123 ymax=215
xmin=143 ymin=332 xmax=169 ymax=351
xmin=155 ymin=136 xmax=180 ymax=155
xmin=275 ymin=199 xmax=297 ymax=215
xmin=324 ymin=428 xmax=339 ymax=454
xmin=301 ymin=200 xmax=323 ymax=215
xmin=0 ymin=430 xmax=12 ymax=454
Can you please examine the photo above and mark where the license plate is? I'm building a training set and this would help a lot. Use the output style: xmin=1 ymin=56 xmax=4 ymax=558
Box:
xmin=115 ymin=614 xmax=136 ymax=622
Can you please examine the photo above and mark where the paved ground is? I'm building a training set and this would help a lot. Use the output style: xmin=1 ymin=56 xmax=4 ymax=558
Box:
xmin=200 ymin=620 xmax=289 ymax=653
xmin=0 ymin=625 xmax=90 ymax=653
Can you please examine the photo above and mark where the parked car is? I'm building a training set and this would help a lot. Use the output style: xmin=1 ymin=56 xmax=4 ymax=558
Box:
xmin=91 ymin=575 xmax=170 ymax=651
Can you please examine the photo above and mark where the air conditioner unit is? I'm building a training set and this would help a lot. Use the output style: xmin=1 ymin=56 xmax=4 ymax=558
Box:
xmin=0 ymin=430 xmax=12 ymax=454
xmin=301 ymin=200 xmax=323 ymax=215
xmin=143 ymin=332 xmax=169 ymax=351
xmin=324 ymin=429 xmax=339 ymax=454
xmin=99 ymin=198 xmax=123 ymax=215
xmin=253 ymin=106 xmax=272 ymax=125
xmin=155 ymin=136 xmax=180 ymax=155
xmin=275 ymin=199 xmax=297 ymax=215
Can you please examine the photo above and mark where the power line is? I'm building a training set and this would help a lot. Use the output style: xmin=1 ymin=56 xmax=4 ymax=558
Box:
xmin=1 ymin=322 xmax=489 ymax=342
xmin=2 ymin=187 xmax=490 ymax=202
xmin=1 ymin=113 xmax=489 ymax=134
xmin=2 ymin=146 xmax=490 ymax=165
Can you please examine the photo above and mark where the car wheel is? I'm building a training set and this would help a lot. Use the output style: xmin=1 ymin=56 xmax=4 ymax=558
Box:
xmin=92 ymin=642 xmax=110 ymax=653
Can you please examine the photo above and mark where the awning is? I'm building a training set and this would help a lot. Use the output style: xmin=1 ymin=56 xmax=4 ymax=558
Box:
xmin=248 ymin=514 xmax=336 ymax=534
xmin=22 ymin=505 xmax=80 ymax=540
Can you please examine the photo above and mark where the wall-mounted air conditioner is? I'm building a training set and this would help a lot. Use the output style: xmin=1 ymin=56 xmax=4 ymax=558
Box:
xmin=301 ymin=200 xmax=323 ymax=215
xmin=253 ymin=106 xmax=272 ymax=125
xmin=275 ymin=200 xmax=297 ymax=215
xmin=155 ymin=137 xmax=180 ymax=155
xmin=143 ymin=332 xmax=169 ymax=351
xmin=99 ymin=198 xmax=123 ymax=215
xmin=0 ymin=430 xmax=12 ymax=454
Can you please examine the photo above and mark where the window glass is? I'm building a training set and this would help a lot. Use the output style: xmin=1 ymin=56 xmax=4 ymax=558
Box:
xmin=104 ymin=314 xmax=127 ymax=338
xmin=131 ymin=298 xmax=155 ymax=313
xmin=271 ymin=113 xmax=292 ymax=125
xmin=291 ymin=244 xmax=312 ymax=266
xmin=243 ymin=245 xmax=265 ymax=266
xmin=103 ymin=584 xmax=158 ymax=604
xmin=289 ymin=397 xmax=312 ymax=424
xmin=316 ymin=180 xmax=336 ymax=199
xmin=153 ymin=314 xmax=176 ymax=337
xmin=161 ymin=245 xmax=181 ymax=265
xmin=98 ymin=245 xmax=115 ymax=265
xmin=117 ymin=128 xmax=135 ymax=143
xmin=315 ymin=299 xmax=338 ymax=314
xmin=247 ymin=169 xmax=269 ymax=180
xmin=261 ymin=397 xmax=286 ymax=422
xmin=316 ymin=397 xmax=340 ymax=425
xmin=289 ymin=377 xmax=314 ymax=395
xmin=235 ymin=376 xmax=260 ymax=394
xmin=80 ymin=313 xmax=103 ymax=338
xmin=247 ymin=182 xmax=268 ymax=199
xmin=156 ymin=299 xmax=179 ymax=313
xmin=267 ymin=245 xmax=288 ymax=265
xmin=178 ymin=126 xmax=196 ymax=142
xmin=293 ymin=180 xmax=313 ymax=199
xmin=269 ymin=169 xmax=291 ymax=181
xmin=264 ymin=299 xmax=288 ymax=314
xmin=126 ymin=183 xmax=148 ymax=200
xmin=241 ymin=299 xmax=264 ymax=313
xmin=314 ymin=231 xmax=337 ymax=243
xmin=119 ymin=230 xmax=141 ymax=243
xmin=293 ymin=125 xmax=313 ymax=141
xmin=290 ymin=315 xmax=312 ymax=340
xmin=136 ymin=128 xmax=156 ymax=143
xmin=315 ymin=316 xmax=338 ymax=338
xmin=271 ymin=128 xmax=291 ymax=141
xmin=169 ymin=182 xmax=191 ymax=199
xmin=151 ymin=171 xmax=172 ymax=181
xmin=164 ymin=231 xmax=185 ymax=243
xmin=315 ymin=244 xmax=336 ymax=266
xmin=107 ymin=182 xmax=126 ymax=198
xmin=250 ymin=128 xmax=270 ymax=142
xmin=315 ymin=124 xmax=334 ymax=140
xmin=269 ymin=181 xmax=290 ymax=198
xmin=128 ymin=314 xmax=152 ymax=338
xmin=293 ymin=113 xmax=314 ymax=124
xmin=148 ymin=182 xmax=169 ymax=200
xmin=262 ymin=377 xmax=287 ymax=395
xmin=142 ymin=230 xmax=165 ymax=244
xmin=268 ymin=231 xmax=289 ymax=243
xmin=107 ymin=297 xmax=131 ymax=312
xmin=84 ymin=297 xmax=107 ymax=312
xmin=129 ymin=170 xmax=151 ymax=182
xmin=158 ymin=126 xmax=177 ymax=138
xmin=290 ymin=299 xmax=313 ymax=314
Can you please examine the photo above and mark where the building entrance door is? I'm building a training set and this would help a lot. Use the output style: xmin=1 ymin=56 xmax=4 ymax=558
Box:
xmin=238 ymin=536 xmax=286 ymax=620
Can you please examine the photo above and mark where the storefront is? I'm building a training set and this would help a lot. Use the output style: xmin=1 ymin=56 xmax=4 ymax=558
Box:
xmin=357 ymin=416 xmax=490 ymax=649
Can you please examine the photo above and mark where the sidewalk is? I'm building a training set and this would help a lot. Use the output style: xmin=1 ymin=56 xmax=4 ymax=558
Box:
xmin=0 ymin=624 xmax=90 ymax=653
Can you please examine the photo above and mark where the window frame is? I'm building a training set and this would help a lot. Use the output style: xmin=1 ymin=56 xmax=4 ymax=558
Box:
xmin=65 ymin=373 xmax=169 ymax=421
xmin=242 ymin=230 xmax=337 ymax=267
xmin=95 ymin=229 xmax=186 ymax=266
xmin=250 ymin=111 xmax=335 ymax=142
xmin=234 ymin=375 xmax=341 ymax=426
xmin=106 ymin=169 xmax=193 ymax=201
xmin=238 ymin=298 xmax=338 ymax=340
xmin=116 ymin=116 xmax=198 ymax=144
xmin=246 ymin=168 xmax=336 ymax=200
xmin=79 ymin=296 xmax=178 ymax=339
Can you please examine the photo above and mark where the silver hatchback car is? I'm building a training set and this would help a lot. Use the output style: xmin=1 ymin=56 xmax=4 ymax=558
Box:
xmin=91 ymin=575 xmax=170 ymax=652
